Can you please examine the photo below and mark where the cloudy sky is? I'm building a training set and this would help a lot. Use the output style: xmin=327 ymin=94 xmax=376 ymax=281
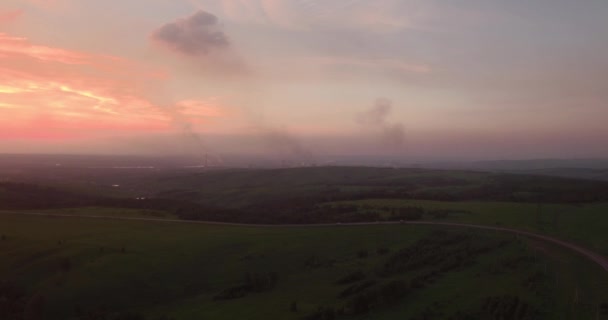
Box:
xmin=1 ymin=0 xmax=607 ymax=160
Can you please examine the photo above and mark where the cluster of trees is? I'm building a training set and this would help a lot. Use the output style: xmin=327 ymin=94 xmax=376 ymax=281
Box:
xmin=73 ymin=308 xmax=173 ymax=320
xmin=214 ymin=272 xmax=279 ymax=300
xmin=480 ymin=295 xmax=539 ymax=320
xmin=338 ymin=280 xmax=411 ymax=316
xmin=0 ymin=183 xmax=99 ymax=210
xmin=0 ymin=281 xmax=45 ymax=320
xmin=379 ymin=231 xmax=508 ymax=277
xmin=302 ymin=306 xmax=338 ymax=320
xmin=304 ymin=247 xmax=389 ymax=271
xmin=0 ymin=182 xmax=247 ymax=224
xmin=155 ymin=170 xmax=608 ymax=214
xmin=344 ymin=204 xmax=466 ymax=221
xmin=339 ymin=280 xmax=377 ymax=298
xmin=426 ymin=209 xmax=457 ymax=219
xmin=301 ymin=231 xmax=509 ymax=319
xmin=521 ymin=271 xmax=546 ymax=294
xmin=0 ymin=275 xmax=173 ymax=320
xmin=334 ymin=271 xmax=366 ymax=285
xmin=408 ymin=302 xmax=446 ymax=320
xmin=229 ymin=201 xmax=468 ymax=225
xmin=412 ymin=175 xmax=608 ymax=203
xmin=4 ymin=169 xmax=608 ymax=226
xmin=299 ymin=231 xmax=526 ymax=319
xmin=385 ymin=207 xmax=424 ymax=221
xmin=0 ymin=266 xmax=175 ymax=320
xmin=173 ymin=196 xmax=477 ymax=224
xmin=0 ymin=281 xmax=27 ymax=319
xmin=485 ymin=254 xmax=537 ymax=276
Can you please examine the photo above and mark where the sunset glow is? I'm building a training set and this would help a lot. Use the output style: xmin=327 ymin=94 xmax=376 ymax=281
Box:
xmin=1 ymin=0 xmax=607 ymax=159
xmin=0 ymin=28 xmax=226 ymax=143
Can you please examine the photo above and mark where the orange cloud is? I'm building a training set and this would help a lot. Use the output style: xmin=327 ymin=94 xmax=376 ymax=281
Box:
xmin=0 ymin=32 xmax=226 ymax=141
xmin=0 ymin=33 xmax=98 ymax=64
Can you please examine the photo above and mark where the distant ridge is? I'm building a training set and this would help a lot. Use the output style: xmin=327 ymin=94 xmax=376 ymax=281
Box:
xmin=471 ymin=159 xmax=608 ymax=170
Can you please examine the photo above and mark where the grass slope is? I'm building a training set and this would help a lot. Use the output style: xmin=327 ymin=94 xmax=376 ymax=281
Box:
xmin=1 ymin=214 xmax=607 ymax=320
xmin=328 ymin=199 xmax=608 ymax=256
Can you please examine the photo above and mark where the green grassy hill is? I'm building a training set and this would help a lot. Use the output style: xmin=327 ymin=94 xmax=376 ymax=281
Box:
xmin=1 ymin=213 xmax=607 ymax=320
xmin=325 ymin=199 xmax=608 ymax=256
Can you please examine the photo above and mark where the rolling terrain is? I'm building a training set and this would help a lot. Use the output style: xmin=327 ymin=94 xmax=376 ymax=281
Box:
xmin=2 ymin=165 xmax=608 ymax=319
xmin=2 ymin=213 xmax=608 ymax=319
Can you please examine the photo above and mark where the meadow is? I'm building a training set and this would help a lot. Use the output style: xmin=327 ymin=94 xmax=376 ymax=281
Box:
xmin=1 ymin=213 xmax=608 ymax=319
xmin=327 ymin=199 xmax=608 ymax=256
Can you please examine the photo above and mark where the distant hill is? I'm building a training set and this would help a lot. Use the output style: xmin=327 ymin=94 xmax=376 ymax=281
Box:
xmin=3 ymin=165 xmax=608 ymax=223
xmin=472 ymin=159 xmax=608 ymax=170
xmin=511 ymin=168 xmax=608 ymax=181
xmin=471 ymin=159 xmax=608 ymax=181
xmin=421 ymin=159 xmax=608 ymax=181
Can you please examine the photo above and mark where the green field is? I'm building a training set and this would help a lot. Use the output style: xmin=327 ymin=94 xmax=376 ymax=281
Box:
xmin=327 ymin=199 xmax=608 ymax=256
xmin=1 ymin=213 xmax=608 ymax=320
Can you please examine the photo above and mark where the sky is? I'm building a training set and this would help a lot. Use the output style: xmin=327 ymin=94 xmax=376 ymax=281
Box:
xmin=0 ymin=0 xmax=607 ymax=161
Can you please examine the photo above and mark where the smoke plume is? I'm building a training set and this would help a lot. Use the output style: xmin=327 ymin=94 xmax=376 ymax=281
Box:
xmin=356 ymin=98 xmax=405 ymax=148
xmin=261 ymin=127 xmax=314 ymax=165
xmin=149 ymin=10 xmax=248 ymax=164
xmin=150 ymin=9 xmax=248 ymax=76
xmin=151 ymin=10 xmax=229 ymax=56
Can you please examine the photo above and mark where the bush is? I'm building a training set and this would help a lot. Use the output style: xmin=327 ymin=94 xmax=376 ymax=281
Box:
xmin=339 ymin=280 xmax=377 ymax=298
xmin=357 ymin=250 xmax=369 ymax=259
xmin=380 ymin=280 xmax=409 ymax=304
xmin=214 ymin=272 xmax=279 ymax=300
xmin=335 ymin=271 xmax=366 ymax=285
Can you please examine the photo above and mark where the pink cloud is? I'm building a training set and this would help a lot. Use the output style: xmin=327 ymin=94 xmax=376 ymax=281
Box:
xmin=0 ymin=32 xmax=228 ymax=141
xmin=0 ymin=9 xmax=23 ymax=23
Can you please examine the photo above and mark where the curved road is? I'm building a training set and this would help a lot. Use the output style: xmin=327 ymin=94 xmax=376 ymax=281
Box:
xmin=4 ymin=211 xmax=608 ymax=273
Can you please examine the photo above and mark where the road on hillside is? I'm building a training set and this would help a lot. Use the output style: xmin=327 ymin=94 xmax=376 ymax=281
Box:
xmin=4 ymin=211 xmax=608 ymax=273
